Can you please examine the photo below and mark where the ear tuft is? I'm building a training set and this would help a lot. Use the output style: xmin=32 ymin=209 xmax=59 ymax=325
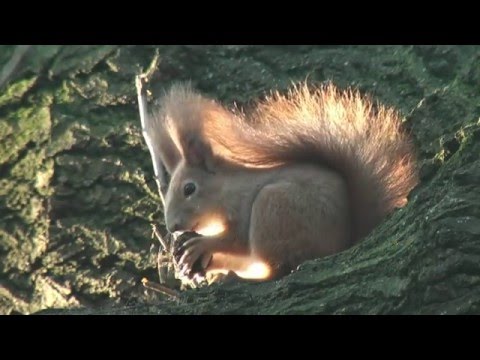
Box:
xmin=184 ymin=136 xmax=215 ymax=171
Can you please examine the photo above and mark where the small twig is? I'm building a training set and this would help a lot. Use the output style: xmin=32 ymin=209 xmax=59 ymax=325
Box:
xmin=140 ymin=49 xmax=161 ymax=81
xmin=151 ymin=223 xmax=169 ymax=252
xmin=141 ymin=278 xmax=181 ymax=300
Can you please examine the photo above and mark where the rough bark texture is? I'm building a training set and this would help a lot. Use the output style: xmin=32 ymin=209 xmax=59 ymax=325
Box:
xmin=1 ymin=45 xmax=479 ymax=315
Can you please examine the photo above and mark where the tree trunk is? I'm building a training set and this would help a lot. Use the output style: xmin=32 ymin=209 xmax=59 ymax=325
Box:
xmin=1 ymin=45 xmax=479 ymax=314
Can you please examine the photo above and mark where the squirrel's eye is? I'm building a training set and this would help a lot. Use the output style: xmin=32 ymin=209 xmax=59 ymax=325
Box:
xmin=183 ymin=182 xmax=196 ymax=197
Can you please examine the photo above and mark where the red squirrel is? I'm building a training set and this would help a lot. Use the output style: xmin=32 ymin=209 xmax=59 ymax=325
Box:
xmin=139 ymin=81 xmax=418 ymax=281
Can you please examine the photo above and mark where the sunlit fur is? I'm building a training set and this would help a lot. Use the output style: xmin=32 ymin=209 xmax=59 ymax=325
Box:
xmin=207 ymin=254 xmax=271 ymax=280
xmin=237 ymin=261 xmax=271 ymax=280
xmin=196 ymin=219 xmax=226 ymax=237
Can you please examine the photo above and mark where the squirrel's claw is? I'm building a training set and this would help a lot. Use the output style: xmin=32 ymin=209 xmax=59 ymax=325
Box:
xmin=178 ymin=236 xmax=210 ymax=277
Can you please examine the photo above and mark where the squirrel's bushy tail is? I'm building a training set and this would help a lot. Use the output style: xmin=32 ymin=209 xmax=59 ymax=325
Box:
xmin=202 ymin=83 xmax=418 ymax=242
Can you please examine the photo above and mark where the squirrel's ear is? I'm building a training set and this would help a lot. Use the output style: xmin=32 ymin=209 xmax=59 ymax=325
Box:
xmin=184 ymin=136 xmax=216 ymax=172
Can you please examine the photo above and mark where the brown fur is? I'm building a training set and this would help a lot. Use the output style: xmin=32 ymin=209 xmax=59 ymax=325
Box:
xmin=154 ymin=83 xmax=418 ymax=245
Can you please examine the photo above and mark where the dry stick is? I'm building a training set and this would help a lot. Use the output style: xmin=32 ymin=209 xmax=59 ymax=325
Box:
xmin=136 ymin=75 xmax=165 ymax=207
xmin=141 ymin=278 xmax=181 ymax=300
xmin=0 ymin=45 xmax=32 ymax=89
xmin=135 ymin=51 xmax=169 ymax=207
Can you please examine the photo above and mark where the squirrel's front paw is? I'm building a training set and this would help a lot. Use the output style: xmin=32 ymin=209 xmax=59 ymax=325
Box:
xmin=176 ymin=236 xmax=212 ymax=278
